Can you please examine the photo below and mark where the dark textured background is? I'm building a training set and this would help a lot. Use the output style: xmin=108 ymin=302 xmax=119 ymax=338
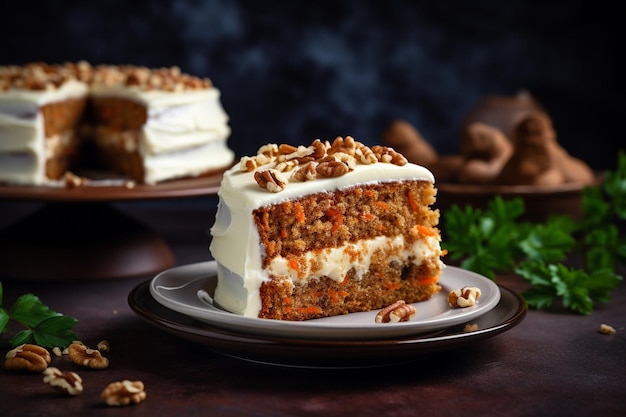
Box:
xmin=1 ymin=0 xmax=622 ymax=170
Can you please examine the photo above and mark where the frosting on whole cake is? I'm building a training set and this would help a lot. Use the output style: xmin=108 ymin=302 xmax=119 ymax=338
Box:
xmin=0 ymin=62 xmax=234 ymax=185
xmin=88 ymin=83 xmax=232 ymax=184
xmin=0 ymin=79 xmax=88 ymax=184
xmin=209 ymin=138 xmax=439 ymax=317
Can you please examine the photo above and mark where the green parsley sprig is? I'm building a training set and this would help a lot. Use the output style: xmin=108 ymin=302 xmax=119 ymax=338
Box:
xmin=441 ymin=151 xmax=626 ymax=315
xmin=0 ymin=282 xmax=78 ymax=348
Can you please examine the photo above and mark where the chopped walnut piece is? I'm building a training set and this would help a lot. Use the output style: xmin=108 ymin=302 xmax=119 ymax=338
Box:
xmin=4 ymin=344 xmax=51 ymax=373
xmin=240 ymin=156 xmax=258 ymax=172
xmin=257 ymin=143 xmax=279 ymax=157
xmin=371 ymin=145 xmax=408 ymax=166
xmin=375 ymin=300 xmax=416 ymax=323
xmin=274 ymin=159 xmax=299 ymax=173
xmin=286 ymin=144 xmax=314 ymax=160
xmin=241 ymin=136 xmax=413 ymax=193
xmin=67 ymin=341 xmax=109 ymax=369
xmin=254 ymin=169 xmax=286 ymax=192
xmin=277 ymin=143 xmax=298 ymax=155
xmin=599 ymin=324 xmax=617 ymax=335
xmin=43 ymin=367 xmax=83 ymax=396
xmin=448 ymin=286 xmax=481 ymax=308
xmin=102 ymin=380 xmax=147 ymax=406
xmin=328 ymin=137 xmax=356 ymax=156
xmin=97 ymin=340 xmax=111 ymax=352
xmin=0 ymin=62 xmax=211 ymax=92
xmin=309 ymin=139 xmax=327 ymax=159
xmin=292 ymin=162 xmax=318 ymax=181
xmin=63 ymin=171 xmax=87 ymax=188
xmin=316 ymin=160 xmax=349 ymax=178
xmin=355 ymin=142 xmax=378 ymax=164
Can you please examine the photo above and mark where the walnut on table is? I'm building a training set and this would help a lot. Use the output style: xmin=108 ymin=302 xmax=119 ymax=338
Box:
xmin=599 ymin=324 xmax=617 ymax=335
xmin=97 ymin=339 xmax=111 ymax=353
xmin=42 ymin=367 xmax=83 ymax=396
xmin=101 ymin=380 xmax=147 ymax=406
xmin=4 ymin=344 xmax=51 ymax=373
xmin=67 ymin=341 xmax=109 ymax=369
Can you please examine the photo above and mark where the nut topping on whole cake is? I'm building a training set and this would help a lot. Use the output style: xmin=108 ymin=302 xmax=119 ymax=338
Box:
xmin=0 ymin=61 xmax=211 ymax=92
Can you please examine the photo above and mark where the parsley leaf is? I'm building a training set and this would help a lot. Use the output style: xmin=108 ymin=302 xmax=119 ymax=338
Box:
xmin=515 ymin=261 xmax=620 ymax=315
xmin=0 ymin=308 xmax=9 ymax=335
xmin=442 ymin=150 xmax=626 ymax=314
xmin=441 ymin=196 xmax=525 ymax=279
xmin=518 ymin=220 xmax=576 ymax=263
xmin=0 ymin=282 xmax=78 ymax=348
xmin=10 ymin=293 xmax=60 ymax=328
xmin=32 ymin=315 xmax=79 ymax=348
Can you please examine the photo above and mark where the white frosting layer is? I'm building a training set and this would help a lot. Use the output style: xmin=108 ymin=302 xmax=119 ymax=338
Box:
xmin=143 ymin=140 xmax=235 ymax=184
xmin=90 ymin=86 xmax=231 ymax=153
xmin=0 ymin=81 xmax=87 ymax=184
xmin=0 ymin=82 xmax=233 ymax=185
xmin=89 ymin=87 xmax=233 ymax=184
xmin=214 ymin=234 xmax=442 ymax=316
xmin=209 ymin=159 xmax=437 ymax=317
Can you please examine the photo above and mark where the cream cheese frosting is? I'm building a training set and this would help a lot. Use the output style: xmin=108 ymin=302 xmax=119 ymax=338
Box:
xmin=89 ymin=86 xmax=233 ymax=184
xmin=0 ymin=63 xmax=234 ymax=185
xmin=209 ymin=142 xmax=437 ymax=317
xmin=0 ymin=80 xmax=88 ymax=184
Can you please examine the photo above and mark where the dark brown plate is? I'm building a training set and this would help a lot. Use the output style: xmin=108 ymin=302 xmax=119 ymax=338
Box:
xmin=0 ymin=168 xmax=227 ymax=202
xmin=128 ymin=280 xmax=527 ymax=369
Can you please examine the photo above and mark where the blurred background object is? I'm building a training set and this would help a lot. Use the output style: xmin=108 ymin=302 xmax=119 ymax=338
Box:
xmin=0 ymin=0 xmax=621 ymax=171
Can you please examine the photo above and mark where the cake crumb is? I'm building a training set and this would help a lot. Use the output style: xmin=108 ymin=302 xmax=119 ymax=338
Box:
xmin=63 ymin=171 xmax=87 ymax=188
xmin=464 ymin=323 xmax=479 ymax=332
xmin=599 ymin=324 xmax=617 ymax=335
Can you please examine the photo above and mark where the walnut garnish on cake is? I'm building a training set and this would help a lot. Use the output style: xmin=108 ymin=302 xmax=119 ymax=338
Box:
xmin=246 ymin=136 xmax=408 ymax=192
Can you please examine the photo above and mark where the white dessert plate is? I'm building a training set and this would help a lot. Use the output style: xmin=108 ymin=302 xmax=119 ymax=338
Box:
xmin=149 ymin=261 xmax=500 ymax=341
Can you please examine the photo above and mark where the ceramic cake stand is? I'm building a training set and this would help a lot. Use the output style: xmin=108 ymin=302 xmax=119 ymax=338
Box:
xmin=0 ymin=173 xmax=223 ymax=281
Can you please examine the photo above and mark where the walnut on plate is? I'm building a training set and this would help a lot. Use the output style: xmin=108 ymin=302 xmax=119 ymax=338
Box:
xmin=448 ymin=286 xmax=481 ymax=308
xmin=375 ymin=300 xmax=416 ymax=323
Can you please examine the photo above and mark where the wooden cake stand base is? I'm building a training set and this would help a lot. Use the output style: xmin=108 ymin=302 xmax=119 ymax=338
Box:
xmin=0 ymin=203 xmax=175 ymax=281
xmin=0 ymin=172 xmax=225 ymax=281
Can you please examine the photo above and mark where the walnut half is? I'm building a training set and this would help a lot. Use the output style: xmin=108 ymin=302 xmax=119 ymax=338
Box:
xmin=5 ymin=344 xmax=51 ymax=373
xmin=375 ymin=300 xmax=416 ymax=323
xmin=67 ymin=341 xmax=109 ymax=369
xmin=448 ymin=286 xmax=482 ymax=308
xmin=254 ymin=169 xmax=286 ymax=192
xmin=101 ymin=380 xmax=147 ymax=406
xmin=43 ymin=367 xmax=83 ymax=396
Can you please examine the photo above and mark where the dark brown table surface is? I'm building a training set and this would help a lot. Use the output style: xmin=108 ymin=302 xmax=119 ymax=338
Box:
xmin=0 ymin=198 xmax=624 ymax=417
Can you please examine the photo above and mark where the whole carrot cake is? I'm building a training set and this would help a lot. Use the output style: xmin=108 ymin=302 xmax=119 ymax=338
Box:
xmin=0 ymin=62 xmax=233 ymax=185
xmin=209 ymin=136 xmax=444 ymax=321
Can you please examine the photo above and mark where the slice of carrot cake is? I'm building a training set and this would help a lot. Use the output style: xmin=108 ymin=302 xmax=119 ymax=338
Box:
xmin=210 ymin=136 xmax=444 ymax=321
